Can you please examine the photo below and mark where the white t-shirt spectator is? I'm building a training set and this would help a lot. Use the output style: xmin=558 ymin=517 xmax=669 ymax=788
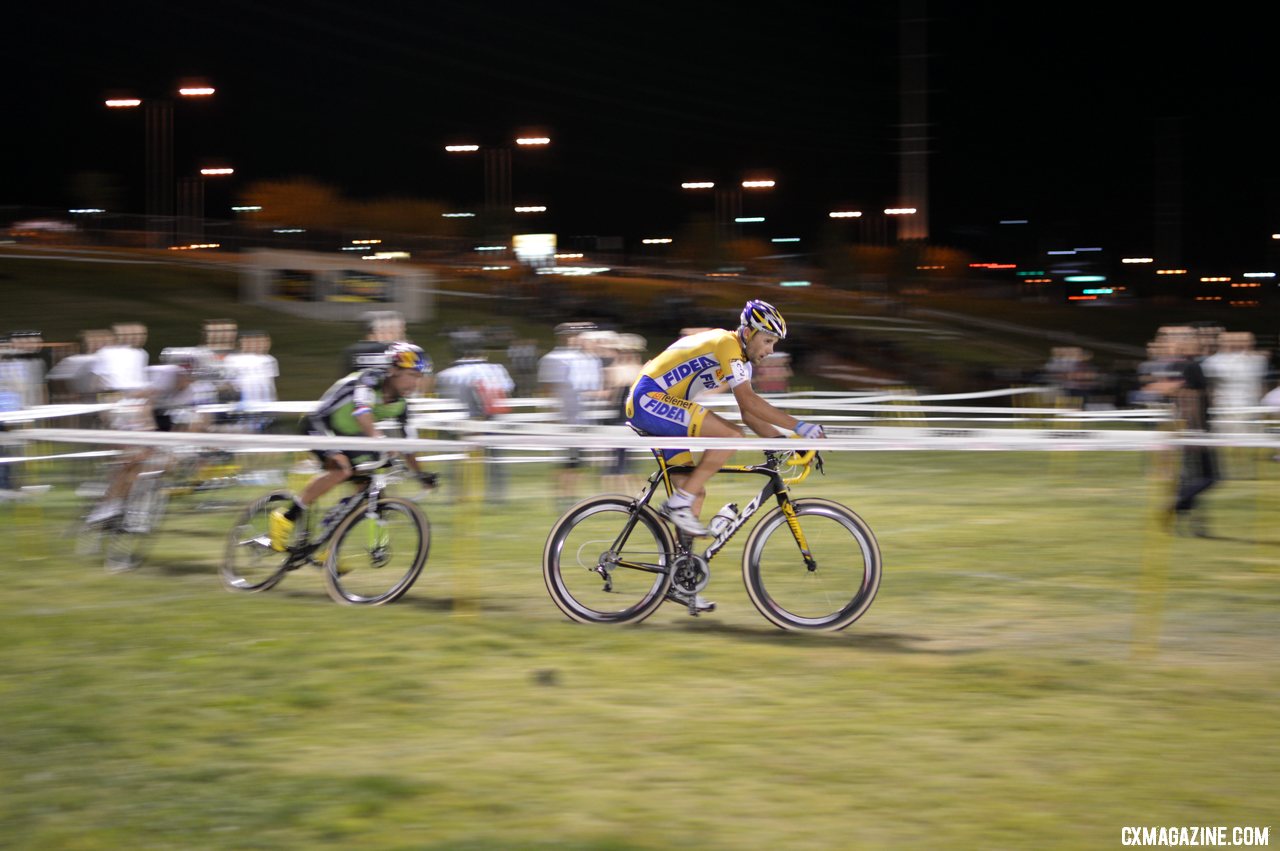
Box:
xmin=223 ymin=351 xmax=279 ymax=406
xmin=1202 ymin=350 xmax=1268 ymax=409
xmin=93 ymin=344 xmax=149 ymax=393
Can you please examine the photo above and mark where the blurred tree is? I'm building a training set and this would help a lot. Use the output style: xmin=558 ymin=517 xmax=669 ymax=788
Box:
xmin=236 ymin=180 xmax=462 ymax=238
xmin=721 ymin=237 xmax=773 ymax=272
xmin=674 ymin=214 xmax=719 ymax=268
xmin=236 ymin=178 xmax=346 ymax=229
xmin=345 ymin=197 xmax=454 ymax=236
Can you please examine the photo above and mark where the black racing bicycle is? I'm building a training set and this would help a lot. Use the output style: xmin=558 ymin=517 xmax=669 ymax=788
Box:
xmin=543 ymin=442 xmax=882 ymax=631
xmin=222 ymin=458 xmax=430 ymax=605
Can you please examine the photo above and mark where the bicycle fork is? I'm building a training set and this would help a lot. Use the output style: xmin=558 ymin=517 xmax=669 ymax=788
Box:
xmin=779 ymin=499 xmax=818 ymax=572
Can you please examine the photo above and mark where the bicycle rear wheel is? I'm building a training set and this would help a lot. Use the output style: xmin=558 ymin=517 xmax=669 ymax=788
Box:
xmin=742 ymin=498 xmax=881 ymax=631
xmin=104 ymin=474 xmax=169 ymax=573
xmin=324 ymin=496 xmax=429 ymax=605
xmin=222 ymin=490 xmax=294 ymax=592
xmin=542 ymin=495 xmax=675 ymax=624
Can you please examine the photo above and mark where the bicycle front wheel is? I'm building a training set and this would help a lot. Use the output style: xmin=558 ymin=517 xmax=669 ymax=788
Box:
xmin=542 ymin=495 xmax=675 ymax=624
xmin=742 ymin=498 xmax=882 ymax=631
xmin=222 ymin=490 xmax=294 ymax=592
xmin=324 ymin=496 xmax=430 ymax=605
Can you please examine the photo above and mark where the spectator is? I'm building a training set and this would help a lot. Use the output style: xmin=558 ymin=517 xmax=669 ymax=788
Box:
xmin=1203 ymin=330 xmax=1270 ymax=477
xmin=223 ymin=330 xmax=279 ymax=430
xmin=202 ymin=318 xmax=238 ymax=357
xmin=435 ymin=330 xmax=515 ymax=503
xmin=47 ymin=329 xmax=112 ymax=404
xmin=0 ymin=335 xmax=27 ymax=493
xmin=3 ymin=330 xmax=48 ymax=408
xmin=538 ymin=321 xmax=604 ymax=506
xmin=1149 ymin=331 xmax=1218 ymax=536
xmin=507 ymin=337 xmax=540 ymax=398
xmin=594 ymin=331 xmax=646 ymax=494
xmin=341 ymin=310 xmax=406 ymax=375
xmin=198 ymin=318 xmax=240 ymax=406
xmin=1062 ymin=347 xmax=1099 ymax=406
xmin=1203 ymin=331 xmax=1268 ymax=430
xmin=93 ymin=322 xmax=150 ymax=400
xmin=1131 ymin=337 xmax=1178 ymax=408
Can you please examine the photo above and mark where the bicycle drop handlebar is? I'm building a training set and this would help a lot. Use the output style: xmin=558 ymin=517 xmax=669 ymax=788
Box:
xmin=768 ymin=448 xmax=822 ymax=486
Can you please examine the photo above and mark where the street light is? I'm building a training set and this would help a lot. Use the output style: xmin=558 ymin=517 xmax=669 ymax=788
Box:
xmin=444 ymin=132 xmax=552 ymax=232
xmin=825 ymin=207 xmax=916 ymax=245
xmin=680 ymin=175 xmax=776 ymax=242
xmin=103 ymin=82 xmax=217 ymax=246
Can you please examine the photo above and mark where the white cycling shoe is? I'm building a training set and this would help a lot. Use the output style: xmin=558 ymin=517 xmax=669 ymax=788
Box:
xmin=659 ymin=501 xmax=710 ymax=537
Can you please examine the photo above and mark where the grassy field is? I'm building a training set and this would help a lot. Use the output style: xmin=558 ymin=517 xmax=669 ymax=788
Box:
xmin=1 ymin=446 xmax=1277 ymax=849
xmin=3 ymin=249 xmax=1277 ymax=848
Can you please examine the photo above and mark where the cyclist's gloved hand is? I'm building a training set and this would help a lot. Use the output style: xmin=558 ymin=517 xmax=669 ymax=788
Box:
xmin=418 ymin=471 xmax=439 ymax=489
xmin=795 ymin=421 xmax=826 ymax=439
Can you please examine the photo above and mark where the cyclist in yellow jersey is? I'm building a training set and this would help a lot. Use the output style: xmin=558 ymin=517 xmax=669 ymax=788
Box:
xmin=626 ymin=299 xmax=826 ymax=538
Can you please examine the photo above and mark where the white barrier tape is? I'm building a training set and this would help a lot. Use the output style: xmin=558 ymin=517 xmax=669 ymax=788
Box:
xmin=10 ymin=425 xmax=1279 ymax=455
xmin=13 ymin=428 xmax=468 ymax=454
xmin=6 ymin=392 xmax=1274 ymax=427
xmin=0 ymin=449 xmax=120 ymax=465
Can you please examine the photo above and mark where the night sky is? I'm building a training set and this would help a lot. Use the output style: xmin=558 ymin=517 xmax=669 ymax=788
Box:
xmin=6 ymin=1 xmax=1276 ymax=269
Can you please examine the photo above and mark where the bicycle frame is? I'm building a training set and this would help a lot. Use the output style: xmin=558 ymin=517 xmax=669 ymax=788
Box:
xmin=636 ymin=449 xmax=819 ymax=566
xmin=289 ymin=462 xmax=400 ymax=567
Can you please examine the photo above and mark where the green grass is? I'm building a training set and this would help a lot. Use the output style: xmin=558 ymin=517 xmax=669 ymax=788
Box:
xmin=1 ymin=448 xmax=1277 ymax=849
xmin=3 ymin=249 xmax=1278 ymax=848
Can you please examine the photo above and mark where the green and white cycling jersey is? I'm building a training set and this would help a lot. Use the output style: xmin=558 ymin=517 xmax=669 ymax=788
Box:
xmin=308 ymin=368 xmax=410 ymax=437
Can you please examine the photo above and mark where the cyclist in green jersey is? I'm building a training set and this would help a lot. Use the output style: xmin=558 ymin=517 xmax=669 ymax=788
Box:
xmin=270 ymin=342 xmax=435 ymax=550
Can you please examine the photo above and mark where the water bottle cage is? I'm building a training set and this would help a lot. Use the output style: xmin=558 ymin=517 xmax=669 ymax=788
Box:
xmin=707 ymin=503 xmax=740 ymax=537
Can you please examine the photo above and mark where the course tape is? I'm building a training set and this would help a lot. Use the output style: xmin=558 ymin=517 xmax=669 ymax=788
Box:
xmin=2 ymin=384 xmax=1276 ymax=454
xmin=6 ymin=423 xmax=1278 ymax=455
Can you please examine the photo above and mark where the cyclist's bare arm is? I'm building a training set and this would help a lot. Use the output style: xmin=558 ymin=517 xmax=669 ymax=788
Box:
xmin=732 ymin=382 xmax=800 ymax=437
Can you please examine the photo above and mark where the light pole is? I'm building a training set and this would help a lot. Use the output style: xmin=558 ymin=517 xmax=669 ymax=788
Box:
xmin=445 ymin=133 xmax=551 ymax=241
xmin=827 ymin=207 xmax=917 ymax=245
xmin=177 ymin=167 xmax=234 ymax=245
xmin=105 ymin=83 xmax=215 ymax=246
xmin=681 ymin=177 xmax=775 ymax=244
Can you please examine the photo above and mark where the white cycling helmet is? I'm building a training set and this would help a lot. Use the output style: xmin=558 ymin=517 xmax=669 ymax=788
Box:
xmin=740 ymin=299 xmax=787 ymax=340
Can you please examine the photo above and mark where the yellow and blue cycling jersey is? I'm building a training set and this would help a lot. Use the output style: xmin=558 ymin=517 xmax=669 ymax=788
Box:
xmin=626 ymin=329 xmax=752 ymax=463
